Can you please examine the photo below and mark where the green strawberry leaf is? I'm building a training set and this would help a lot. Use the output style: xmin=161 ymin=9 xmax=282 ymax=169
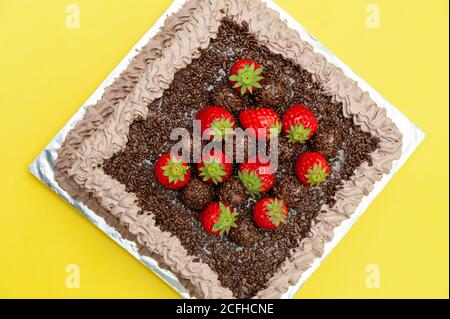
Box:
xmin=269 ymin=121 xmax=282 ymax=139
xmin=265 ymin=198 xmax=287 ymax=227
xmin=162 ymin=158 xmax=189 ymax=184
xmin=288 ymin=124 xmax=312 ymax=144
xmin=229 ymin=63 xmax=264 ymax=95
xmin=210 ymin=117 xmax=235 ymax=141
xmin=238 ymin=169 xmax=264 ymax=198
xmin=212 ymin=202 xmax=239 ymax=235
xmin=199 ymin=158 xmax=227 ymax=185
xmin=306 ymin=164 xmax=329 ymax=186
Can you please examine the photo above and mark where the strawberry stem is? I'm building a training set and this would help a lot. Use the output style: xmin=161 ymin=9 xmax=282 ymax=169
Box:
xmin=306 ymin=164 xmax=329 ymax=186
xmin=266 ymin=199 xmax=287 ymax=227
xmin=210 ymin=118 xmax=234 ymax=141
xmin=238 ymin=170 xmax=264 ymax=198
xmin=200 ymin=159 xmax=227 ymax=184
xmin=212 ymin=202 xmax=239 ymax=235
xmin=288 ymin=124 xmax=312 ymax=144
xmin=229 ymin=63 xmax=264 ymax=95
xmin=162 ymin=158 xmax=189 ymax=184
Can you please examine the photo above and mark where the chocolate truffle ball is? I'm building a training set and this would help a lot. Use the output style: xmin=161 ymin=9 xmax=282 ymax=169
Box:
xmin=273 ymin=175 xmax=307 ymax=208
xmin=277 ymin=136 xmax=305 ymax=162
xmin=218 ymin=177 xmax=248 ymax=207
xmin=228 ymin=216 xmax=261 ymax=248
xmin=181 ymin=178 xmax=215 ymax=211
xmin=254 ymin=76 xmax=291 ymax=113
xmin=310 ymin=121 xmax=344 ymax=159
xmin=211 ymin=82 xmax=243 ymax=114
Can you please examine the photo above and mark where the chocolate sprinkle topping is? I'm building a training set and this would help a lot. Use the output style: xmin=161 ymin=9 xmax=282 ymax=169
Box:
xmin=103 ymin=20 xmax=379 ymax=298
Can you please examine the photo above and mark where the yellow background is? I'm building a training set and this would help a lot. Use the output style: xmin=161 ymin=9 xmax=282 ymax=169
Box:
xmin=0 ymin=0 xmax=448 ymax=299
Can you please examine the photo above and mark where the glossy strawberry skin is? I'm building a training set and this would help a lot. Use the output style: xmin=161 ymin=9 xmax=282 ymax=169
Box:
xmin=199 ymin=203 xmax=222 ymax=236
xmin=295 ymin=152 xmax=331 ymax=186
xmin=229 ymin=59 xmax=263 ymax=94
xmin=155 ymin=154 xmax=191 ymax=190
xmin=238 ymin=157 xmax=275 ymax=196
xmin=199 ymin=202 xmax=236 ymax=236
xmin=282 ymin=104 xmax=318 ymax=143
xmin=253 ymin=198 xmax=288 ymax=231
xmin=239 ymin=108 xmax=281 ymax=140
xmin=196 ymin=106 xmax=236 ymax=140
xmin=198 ymin=150 xmax=233 ymax=185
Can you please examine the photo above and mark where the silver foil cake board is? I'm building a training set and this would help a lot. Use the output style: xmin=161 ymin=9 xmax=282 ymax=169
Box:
xmin=29 ymin=0 xmax=425 ymax=299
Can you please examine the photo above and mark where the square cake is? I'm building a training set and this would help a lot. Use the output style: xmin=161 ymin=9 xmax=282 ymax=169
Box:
xmin=54 ymin=0 xmax=403 ymax=299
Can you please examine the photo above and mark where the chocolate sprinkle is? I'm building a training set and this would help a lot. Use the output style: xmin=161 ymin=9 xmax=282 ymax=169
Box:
xmin=103 ymin=20 xmax=379 ymax=298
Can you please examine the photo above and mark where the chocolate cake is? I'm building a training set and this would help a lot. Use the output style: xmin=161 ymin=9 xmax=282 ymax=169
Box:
xmin=56 ymin=0 xmax=403 ymax=299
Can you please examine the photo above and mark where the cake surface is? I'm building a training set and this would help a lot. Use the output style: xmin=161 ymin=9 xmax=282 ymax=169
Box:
xmin=56 ymin=0 xmax=402 ymax=299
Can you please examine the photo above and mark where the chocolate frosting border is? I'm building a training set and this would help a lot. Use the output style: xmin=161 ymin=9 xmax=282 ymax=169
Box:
xmin=62 ymin=0 xmax=402 ymax=299
xmin=55 ymin=0 xmax=205 ymax=209
xmin=54 ymin=0 xmax=219 ymax=298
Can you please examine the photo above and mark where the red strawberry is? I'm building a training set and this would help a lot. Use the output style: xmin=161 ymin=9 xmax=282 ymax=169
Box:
xmin=198 ymin=150 xmax=232 ymax=185
xmin=282 ymin=104 xmax=318 ymax=144
xmin=196 ymin=106 xmax=236 ymax=141
xmin=199 ymin=202 xmax=239 ymax=236
xmin=238 ymin=156 xmax=275 ymax=198
xmin=239 ymin=108 xmax=282 ymax=140
xmin=295 ymin=152 xmax=330 ymax=186
xmin=229 ymin=59 xmax=264 ymax=95
xmin=253 ymin=198 xmax=288 ymax=230
xmin=155 ymin=153 xmax=191 ymax=190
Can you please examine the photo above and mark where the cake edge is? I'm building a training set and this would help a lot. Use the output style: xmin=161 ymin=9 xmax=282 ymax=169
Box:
xmin=60 ymin=0 xmax=403 ymax=299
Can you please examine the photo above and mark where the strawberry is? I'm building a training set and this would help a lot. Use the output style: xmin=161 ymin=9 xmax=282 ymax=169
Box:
xmin=282 ymin=104 xmax=318 ymax=144
xmin=199 ymin=202 xmax=239 ymax=236
xmin=229 ymin=59 xmax=264 ymax=95
xmin=239 ymin=108 xmax=282 ymax=140
xmin=253 ymin=198 xmax=288 ymax=230
xmin=198 ymin=150 xmax=232 ymax=185
xmin=295 ymin=152 xmax=330 ymax=186
xmin=196 ymin=106 xmax=236 ymax=141
xmin=238 ymin=156 xmax=275 ymax=198
xmin=155 ymin=153 xmax=191 ymax=190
